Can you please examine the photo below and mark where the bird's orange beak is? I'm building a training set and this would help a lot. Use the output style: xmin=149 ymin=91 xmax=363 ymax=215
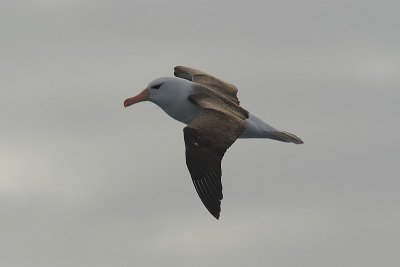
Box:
xmin=124 ymin=88 xmax=150 ymax=107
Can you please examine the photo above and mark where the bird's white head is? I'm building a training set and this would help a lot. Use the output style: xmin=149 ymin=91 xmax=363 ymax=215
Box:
xmin=123 ymin=77 xmax=192 ymax=108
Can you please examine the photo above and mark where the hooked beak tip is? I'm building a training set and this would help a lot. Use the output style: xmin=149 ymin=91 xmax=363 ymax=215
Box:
xmin=123 ymin=100 xmax=129 ymax=108
xmin=123 ymin=88 xmax=149 ymax=108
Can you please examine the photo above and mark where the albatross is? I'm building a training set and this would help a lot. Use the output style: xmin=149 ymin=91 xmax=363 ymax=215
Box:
xmin=124 ymin=66 xmax=303 ymax=219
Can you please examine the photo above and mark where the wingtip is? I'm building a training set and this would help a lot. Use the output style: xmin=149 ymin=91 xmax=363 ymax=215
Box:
xmin=207 ymin=205 xmax=221 ymax=220
xmin=212 ymin=212 xmax=220 ymax=220
xmin=211 ymin=205 xmax=221 ymax=220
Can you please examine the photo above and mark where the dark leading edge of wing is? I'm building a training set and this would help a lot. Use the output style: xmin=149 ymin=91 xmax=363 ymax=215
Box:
xmin=183 ymin=108 xmax=247 ymax=219
xmin=184 ymin=127 xmax=224 ymax=219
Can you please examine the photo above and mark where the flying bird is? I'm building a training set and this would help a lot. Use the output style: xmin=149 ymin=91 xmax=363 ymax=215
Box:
xmin=124 ymin=66 xmax=303 ymax=219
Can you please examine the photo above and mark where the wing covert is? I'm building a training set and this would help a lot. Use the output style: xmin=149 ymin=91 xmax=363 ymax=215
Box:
xmin=174 ymin=66 xmax=240 ymax=104
xmin=183 ymin=104 xmax=246 ymax=219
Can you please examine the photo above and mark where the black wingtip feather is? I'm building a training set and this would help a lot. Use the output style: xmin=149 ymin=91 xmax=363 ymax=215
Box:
xmin=192 ymin=179 xmax=221 ymax=219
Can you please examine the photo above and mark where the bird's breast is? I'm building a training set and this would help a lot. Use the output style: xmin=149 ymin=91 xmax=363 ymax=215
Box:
xmin=159 ymin=98 xmax=201 ymax=125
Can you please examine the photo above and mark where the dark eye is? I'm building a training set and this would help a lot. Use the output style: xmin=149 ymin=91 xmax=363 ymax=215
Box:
xmin=152 ymin=83 xmax=162 ymax=89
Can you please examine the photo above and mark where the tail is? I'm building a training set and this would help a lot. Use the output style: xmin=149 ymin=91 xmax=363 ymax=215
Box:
xmin=241 ymin=113 xmax=304 ymax=144
xmin=270 ymin=130 xmax=304 ymax=144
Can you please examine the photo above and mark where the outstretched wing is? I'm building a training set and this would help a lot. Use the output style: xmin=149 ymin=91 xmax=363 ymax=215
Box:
xmin=174 ymin=66 xmax=241 ymax=105
xmin=183 ymin=94 xmax=247 ymax=219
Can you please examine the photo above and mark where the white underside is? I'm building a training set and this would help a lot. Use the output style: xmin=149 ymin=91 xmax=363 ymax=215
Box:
xmin=240 ymin=113 xmax=278 ymax=138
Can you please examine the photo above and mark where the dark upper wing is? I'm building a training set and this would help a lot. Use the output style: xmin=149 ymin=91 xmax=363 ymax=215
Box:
xmin=183 ymin=95 xmax=247 ymax=219
xmin=174 ymin=66 xmax=240 ymax=105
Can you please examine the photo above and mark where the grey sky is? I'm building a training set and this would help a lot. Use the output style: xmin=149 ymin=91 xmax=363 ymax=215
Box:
xmin=1 ymin=0 xmax=399 ymax=266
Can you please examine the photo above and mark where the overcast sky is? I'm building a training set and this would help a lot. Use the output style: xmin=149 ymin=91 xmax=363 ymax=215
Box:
xmin=1 ymin=0 xmax=399 ymax=266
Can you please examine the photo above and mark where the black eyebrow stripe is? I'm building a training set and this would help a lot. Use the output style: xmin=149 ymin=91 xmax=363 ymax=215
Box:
xmin=152 ymin=83 xmax=163 ymax=89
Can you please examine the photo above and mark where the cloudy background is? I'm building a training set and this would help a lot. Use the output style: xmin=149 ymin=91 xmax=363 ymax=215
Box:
xmin=1 ymin=0 xmax=399 ymax=266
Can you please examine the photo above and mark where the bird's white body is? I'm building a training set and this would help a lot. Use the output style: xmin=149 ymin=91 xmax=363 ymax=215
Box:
xmin=148 ymin=77 xmax=278 ymax=139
